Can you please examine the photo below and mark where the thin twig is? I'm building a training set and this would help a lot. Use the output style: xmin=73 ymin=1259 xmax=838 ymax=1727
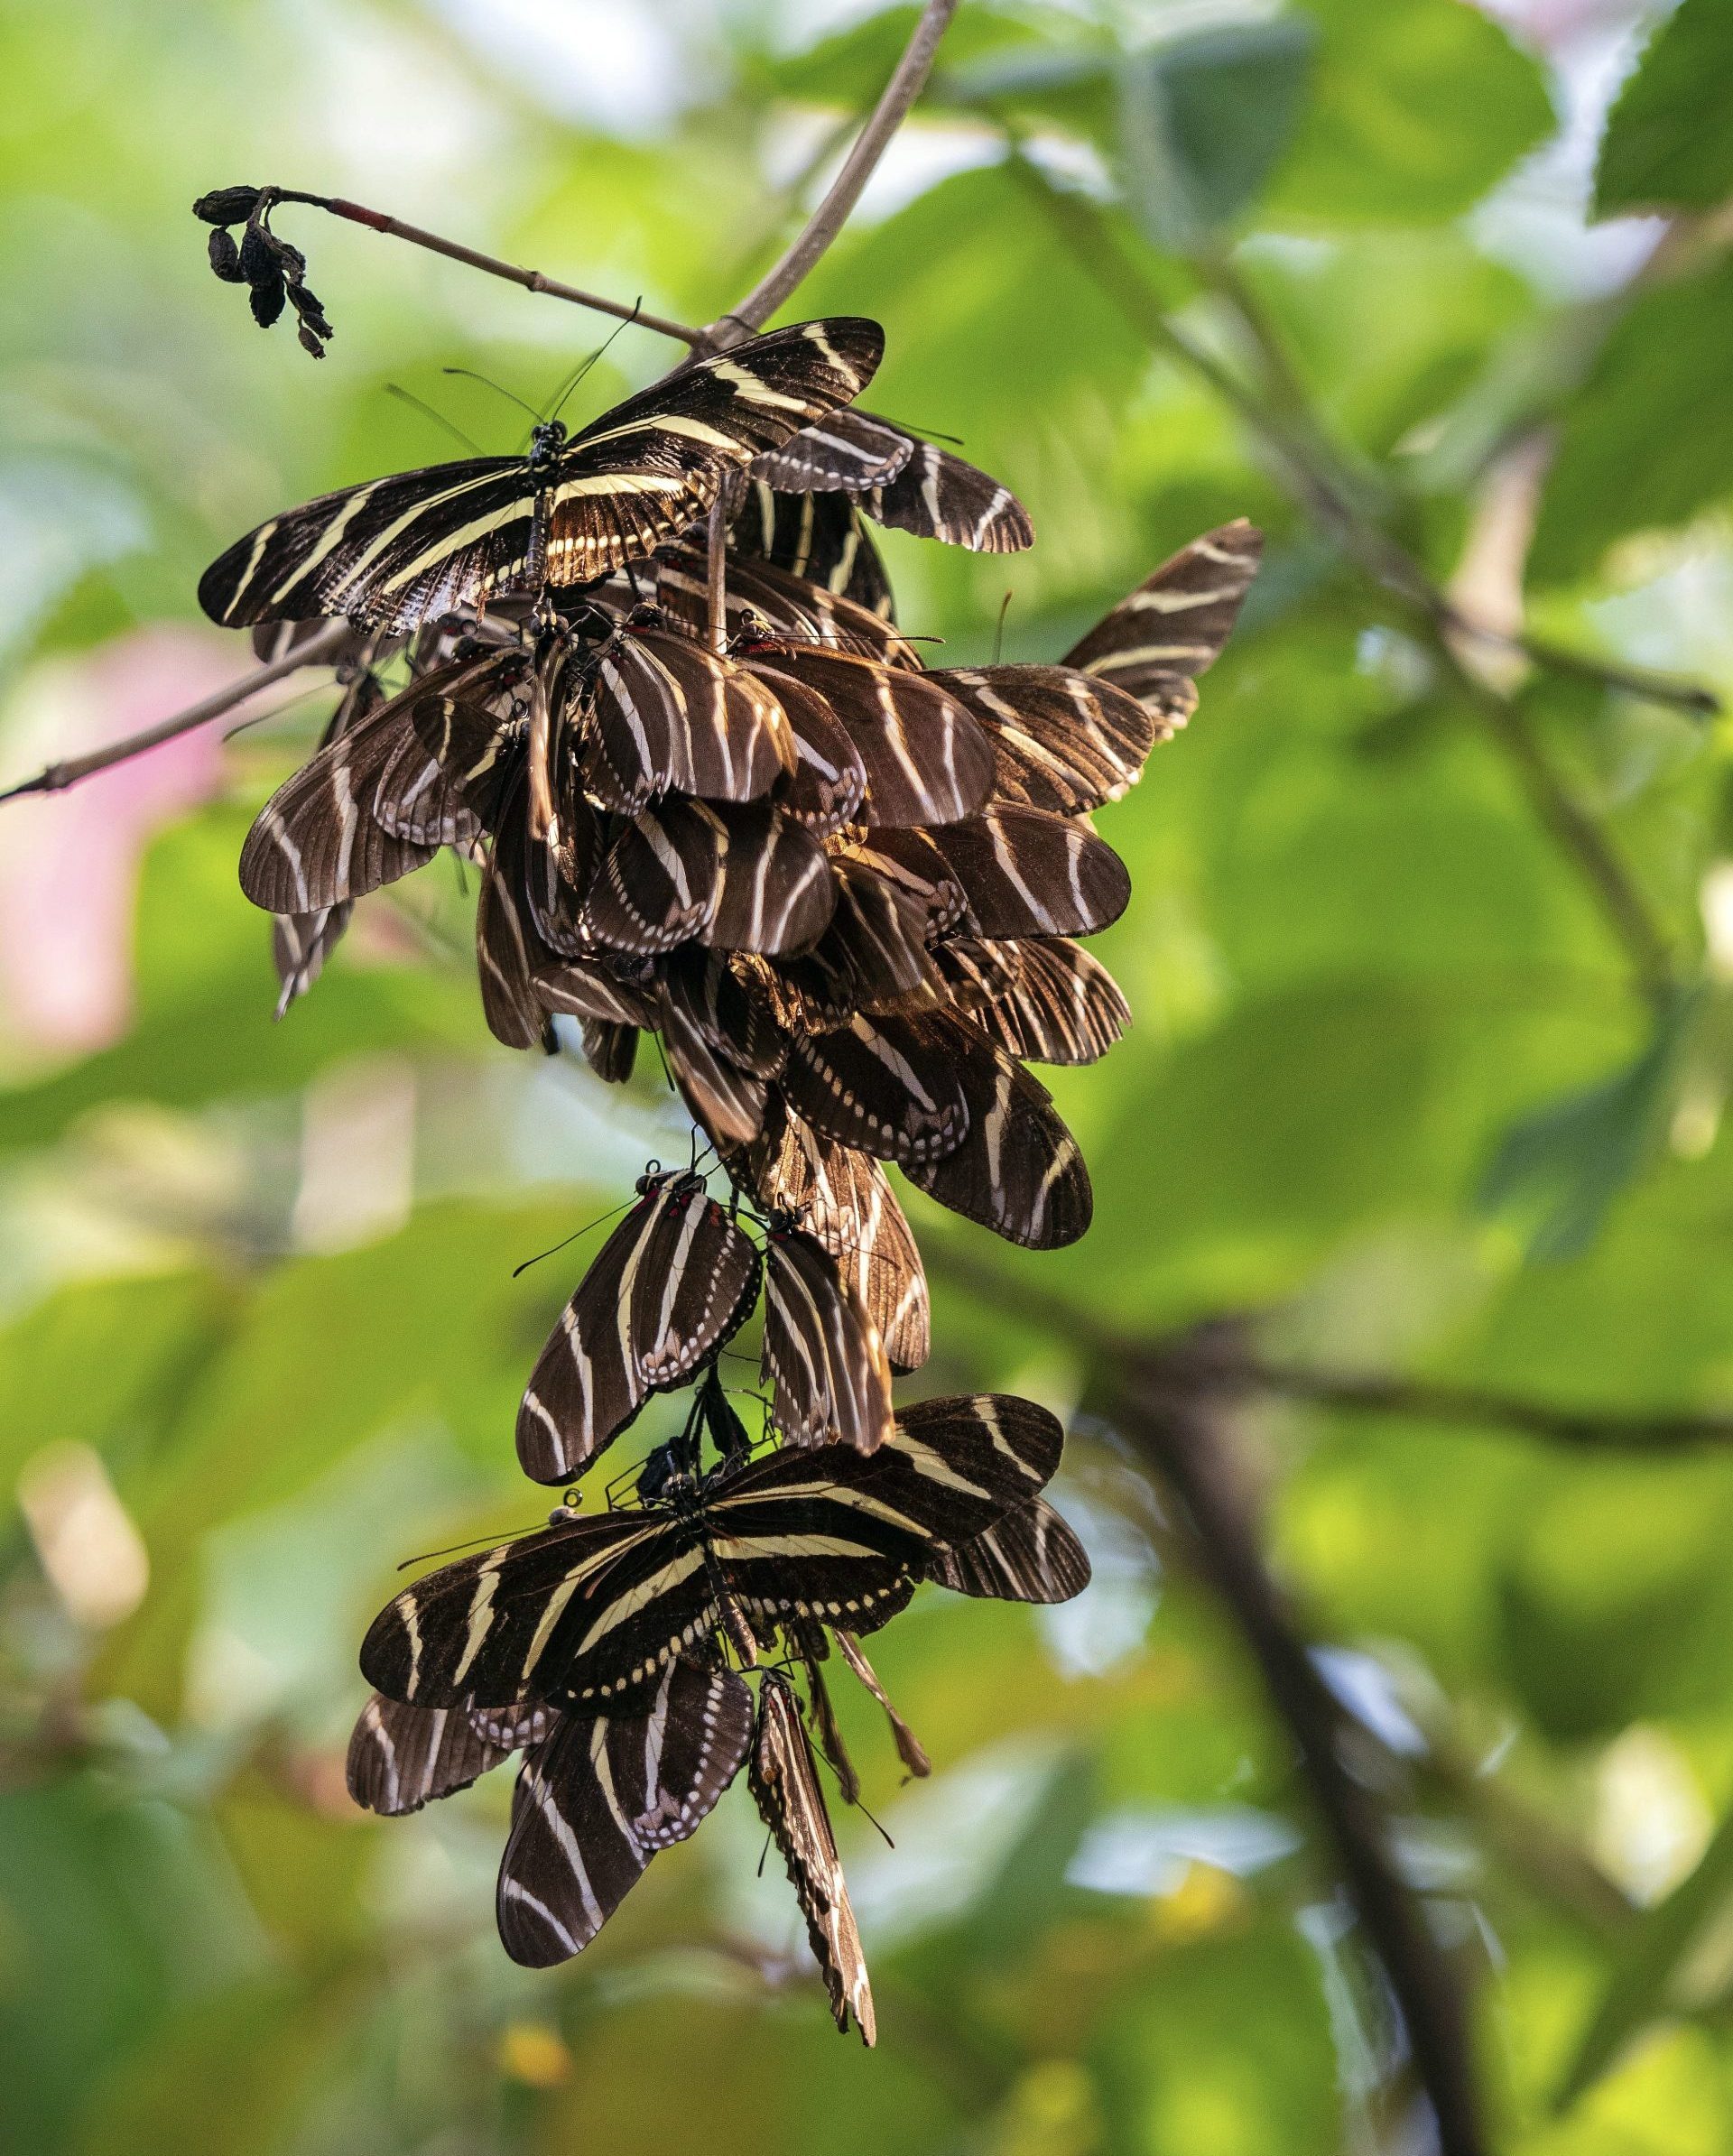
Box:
xmin=0 ymin=621 xmax=352 ymax=803
xmin=706 ymin=496 xmax=729 ymax=655
xmin=267 ymin=190 xmax=700 ymax=346
xmin=705 ymin=0 xmax=961 ymax=342
xmin=1120 ymin=1374 xmax=1487 ymax=2156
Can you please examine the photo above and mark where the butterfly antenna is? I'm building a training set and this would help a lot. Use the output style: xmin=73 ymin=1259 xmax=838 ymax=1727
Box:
xmin=511 ymin=1196 xmax=635 ymax=1278
xmin=383 ymin=383 xmax=484 ymax=456
xmin=441 ymin=366 xmax=542 ymax=424
xmin=545 ymin=300 xmax=644 ymax=428
xmin=854 ymin=1797 xmax=895 ymax=1849
xmin=895 ymin=421 xmax=965 ymax=447
xmin=396 ymin=1520 xmax=540 ymax=1570
xmin=994 ymin=589 xmax=1013 ymax=665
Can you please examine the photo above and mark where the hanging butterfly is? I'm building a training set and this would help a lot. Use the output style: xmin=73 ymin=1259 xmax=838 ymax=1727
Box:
xmin=751 ymin=1668 xmax=876 ymax=2044
xmin=760 ymin=1216 xmax=894 ymax=1452
xmin=199 ymin=319 xmax=885 ymax=635
xmin=1062 ymin=519 xmax=1263 ymax=724
xmin=516 ymin=1168 xmax=762 ymax=1483
xmin=363 ymin=1393 xmax=1067 ymax=1712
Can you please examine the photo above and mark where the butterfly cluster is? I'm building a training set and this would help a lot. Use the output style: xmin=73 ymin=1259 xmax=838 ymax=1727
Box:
xmin=197 ymin=310 xmax=1259 ymax=2037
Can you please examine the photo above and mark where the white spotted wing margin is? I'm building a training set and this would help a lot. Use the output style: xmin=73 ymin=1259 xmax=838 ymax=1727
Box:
xmin=199 ymin=319 xmax=885 ymax=635
xmin=762 ymin=1223 xmax=894 ymax=1453
xmin=750 ymin=1670 xmax=876 ymax=2044
xmin=1062 ymin=520 xmax=1263 ymax=722
xmin=925 ymin=1499 xmax=1091 ymax=1605
xmin=346 ymin=1694 xmax=552 ymax=1817
xmin=516 ymin=1170 xmax=761 ymax=1483
xmin=496 ymin=1660 xmax=754 ymax=1969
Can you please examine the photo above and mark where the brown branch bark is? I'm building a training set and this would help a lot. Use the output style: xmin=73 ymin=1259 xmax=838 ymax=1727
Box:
xmin=0 ymin=621 xmax=353 ymax=803
xmin=1118 ymin=1370 xmax=1488 ymax=2156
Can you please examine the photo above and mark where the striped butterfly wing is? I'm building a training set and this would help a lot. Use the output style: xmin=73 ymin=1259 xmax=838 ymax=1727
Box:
xmin=742 ymin=1102 xmax=930 ymax=1372
xmin=270 ymin=664 xmax=385 ymax=1014
xmin=748 ymin=647 xmax=996 ymax=828
xmin=385 ymin=649 xmax=533 ymax=843
xmin=768 ymin=853 xmax=941 ymax=1030
xmin=727 ymin=483 xmax=895 ymax=620
xmin=496 ymin=1661 xmax=754 ymax=1968
xmin=583 ymin=627 xmax=794 ymax=814
xmin=517 ymin=1170 xmax=758 ymax=1482
xmin=925 ymin=1497 xmax=1091 ymax=1605
xmin=935 ymin=937 xmax=1129 ymax=1066
xmin=627 ymin=548 xmax=914 ymax=664
xmin=1062 ymin=520 xmax=1263 ymax=720
xmin=750 ymin=1670 xmax=876 ymax=2045
xmin=659 ymin=948 xmax=783 ymax=1150
xmin=239 ymin=696 xmax=442 ymax=915
xmin=747 ymin=408 xmax=913 ymax=493
xmin=862 ymin=440 xmax=1033 ymax=554
xmin=830 ymin=830 xmax=967 ymax=940
xmin=746 ymin=664 xmax=868 ymax=837
xmin=931 ymin=665 xmax=1157 ymax=814
xmin=346 ymin=1694 xmax=553 ymax=1816
xmin=924 ymin=810 xmax=1131 ymax=939
xmin=781 ymin=1012 xmax=969 ymax=1166
xmin=903 ymin=1015 xmax=1092 ymax=1250
xmin=201 ymin=319 xmax=884 ymax=634
xmin=360 ymin=1508 xmax=661 ymax=1710
xmin=761 ymin=1223 xmax=894 ymax=1453
xmin=581 ymin=1019 xmax=640 ymax=1084
xmin=584 ymin=800 xmax=836 ymax=958
xmin=476 ymin=770 xmax=556 ymax=1052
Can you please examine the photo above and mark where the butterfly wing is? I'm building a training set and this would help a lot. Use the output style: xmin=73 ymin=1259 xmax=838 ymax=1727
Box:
xmin=925 ymin=1498 xmax=1091 ymax=1604
xmin=931 ymin=664 xmax=1158 ymax=813
xmin=346 ymin=1693 xmax=553 ymax=1816
xmin=1062 ymin=520 xmax=1262 ymax=720
xmin=762 ymin=1225 xmax=894 ymax=1453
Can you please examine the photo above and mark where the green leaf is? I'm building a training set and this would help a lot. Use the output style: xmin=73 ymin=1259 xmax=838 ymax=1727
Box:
xmin=1478 ymin=990 xmax=1699 ymax=1261
xmin=1270 ymin=0 xmax=1553 ymax=225
xmin=1594 ymin=0 xmax=1733 ymax=220
xmin=1118 ymin=21 xmax=1316 ymax=244
xmin=1531 ymin=257 xmax=1733 ymax=583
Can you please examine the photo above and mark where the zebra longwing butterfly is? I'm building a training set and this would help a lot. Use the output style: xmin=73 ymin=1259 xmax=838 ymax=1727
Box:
xmin=934 ymin=937 xmax=1130 ymax=1066
xmin=927 ymin=1498 xmax=1091 ymax=1604
xmin=362 ymin=1393 xmax=1064 ymax=1710
xmin=1062 ymin=520 xmax=1262 ymax=720
xmin=582 ymin=798 xmax=836 ymax=958
xmin=780 ymin=1011 xmax=969 ymax=1167
xmin=200 ymin=319 xmax=885 ymax=634
xmin=862 ymin=439 xmax=1033 ymax=554
xmin=727 ymin=485 xmax=894 ymax=620
xmin=741 ymin=1102 xmax=930 ymax=1372
xmin=904 ymin=1015 xmax=1092 ymax=1250
xmin=582 ymin=624 xmax=795 ymax=814
xmin=270 ymin=665 xmax=386 ymax=1014
xmin=915 ymin=810 xmax=1132 ymax=939
xmin=748 ymin=408 xmax=913 ymax=494
xmin=932 ymin=664 xmax=1157 ymax=814
xmin=751 ymin=1668 xmax=876 ymax=2044
xmin=761 ymin=1219 xmax=894 ymax=1453
xmin=516 ymin=1169 xmax=761 ymax=1483
xmin=497 ymin=1658 xmax=754 ymax=1968
xmin=347 ymin=1693 xmax=551 ymax=1817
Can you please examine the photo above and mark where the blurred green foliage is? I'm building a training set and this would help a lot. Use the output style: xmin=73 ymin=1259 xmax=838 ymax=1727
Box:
xmin=5 ymin=2 xmax=1733 ymax=2151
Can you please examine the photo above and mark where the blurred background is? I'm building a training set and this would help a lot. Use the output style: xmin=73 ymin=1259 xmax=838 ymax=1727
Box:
xmin=5 ymin=0 xmax=1733 ymax=2148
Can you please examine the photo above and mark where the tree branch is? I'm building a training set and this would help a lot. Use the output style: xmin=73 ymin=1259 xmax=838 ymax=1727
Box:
xmin=0 ymin=621 xmax=353 ymax=803
xmin=705 ymin=0 xmax=961 ymax=342
xmin=264 ymin=190 xmax=702 ymax=346
xmin=1117 ymin=1372 xmax=1488 ymax=2156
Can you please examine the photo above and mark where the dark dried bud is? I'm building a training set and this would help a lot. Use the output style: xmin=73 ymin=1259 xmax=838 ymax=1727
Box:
xmin=288 ymin=284 xmax=333 ymax=339
xmin=249 ymin=275 xmax=286 ymax=328
xmin=296 ymin=320 xmax=327 ymax=359
xmin=192 ymin=185 xmax=265 ymax=227
xmin=207 ymin=227 xmax=245 ymax=283
xmin=238 ymin=224 xmax=276 ymax=290
xmin=273 ymin=238 xmax=308 ymax=283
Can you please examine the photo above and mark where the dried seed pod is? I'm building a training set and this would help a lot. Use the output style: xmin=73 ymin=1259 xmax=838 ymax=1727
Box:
xmin=207 ymin=227 xmax=244 ymax=282
xmin=192 ymin=184 xmax=265 ymax=225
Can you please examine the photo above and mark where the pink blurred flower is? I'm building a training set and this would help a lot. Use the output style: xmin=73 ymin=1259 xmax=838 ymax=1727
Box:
xmin=0 ymin=628 xmax=234 ymax=1057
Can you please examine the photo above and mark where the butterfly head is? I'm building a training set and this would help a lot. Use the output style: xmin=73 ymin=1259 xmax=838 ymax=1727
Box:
xmin=527 ymin=419 xmax=569 ymax=473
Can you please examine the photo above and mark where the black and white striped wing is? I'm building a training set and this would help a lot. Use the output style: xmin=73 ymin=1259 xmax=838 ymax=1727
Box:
xmin=749 ymin=647 xmax=995 ymax=827
xmin=932 ymin=665 xmax=1158 ymax=813
xmin=517 ymin=1171 xmax=760 ymax=1482
xmin=769 ymin=853 xmax=939 ymax=1029
xmin=728 ymin=485 xmax=895 ymax=619
xmin=762 ymin=1224 xmax=894 ymax=1453
xmin=935 ymin=937 xmax=1129 ymax=1065
xmin=360 ymin=1509 xmax=663 ymax=1710
xmin=584 ymin=628 xmax=794 ymax=813
xmin=346 ymin=1694 xmax=553 ymax=1816
xmin=926 ymin=810 xmax=1131 ymax=939
xmin=583 ymin=800 xmax=835 ymax=958
xmin=659 ymin=949 xmax=783 ymax=1150
xmin=635 ymin=546 xmax=912 ymax=662
xmin=904 ymin=1017 xmax=1092 ymax=1249
xmin=747 ymin=663 xmax=868 ymax=837
xmin=748 ymin=408 xmax=913 ymax=493
xmin=1062 ymin=520 xmax=1262 ymax=719
xmin=496 ymin=1661 xmax=754 ymax=1967
xmin=203 ymin=320 xmax=884 ymax=634
xmin=926 ymin=1497 xmax=1090 ymax=1604
xmin=862 ymin=440 xmax=1033 ymax=553
xmin=744 ymin=1103 xmax=930 ymax=1371
xmin=781 ymin=1012 xmax=969 ymax=1166
xmin=269 ymin=667 xmax=387 ymax=1013
xmin=750 ymin=1670 xmax=876 ymax=2045
xmin=475 ymin=772 xmax=555 ymax=1051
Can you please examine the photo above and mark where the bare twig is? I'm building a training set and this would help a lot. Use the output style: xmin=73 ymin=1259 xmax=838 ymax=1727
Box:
xmin=265 ymin=190 xmax=701 ymax=346
xmin=1120 ymin=1374 xmax=1487 ymax=2156
xmin=0 ymin=621 xmax=352 ymax=803
xmin=705 ymin=0 xmax=961 ymax=342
